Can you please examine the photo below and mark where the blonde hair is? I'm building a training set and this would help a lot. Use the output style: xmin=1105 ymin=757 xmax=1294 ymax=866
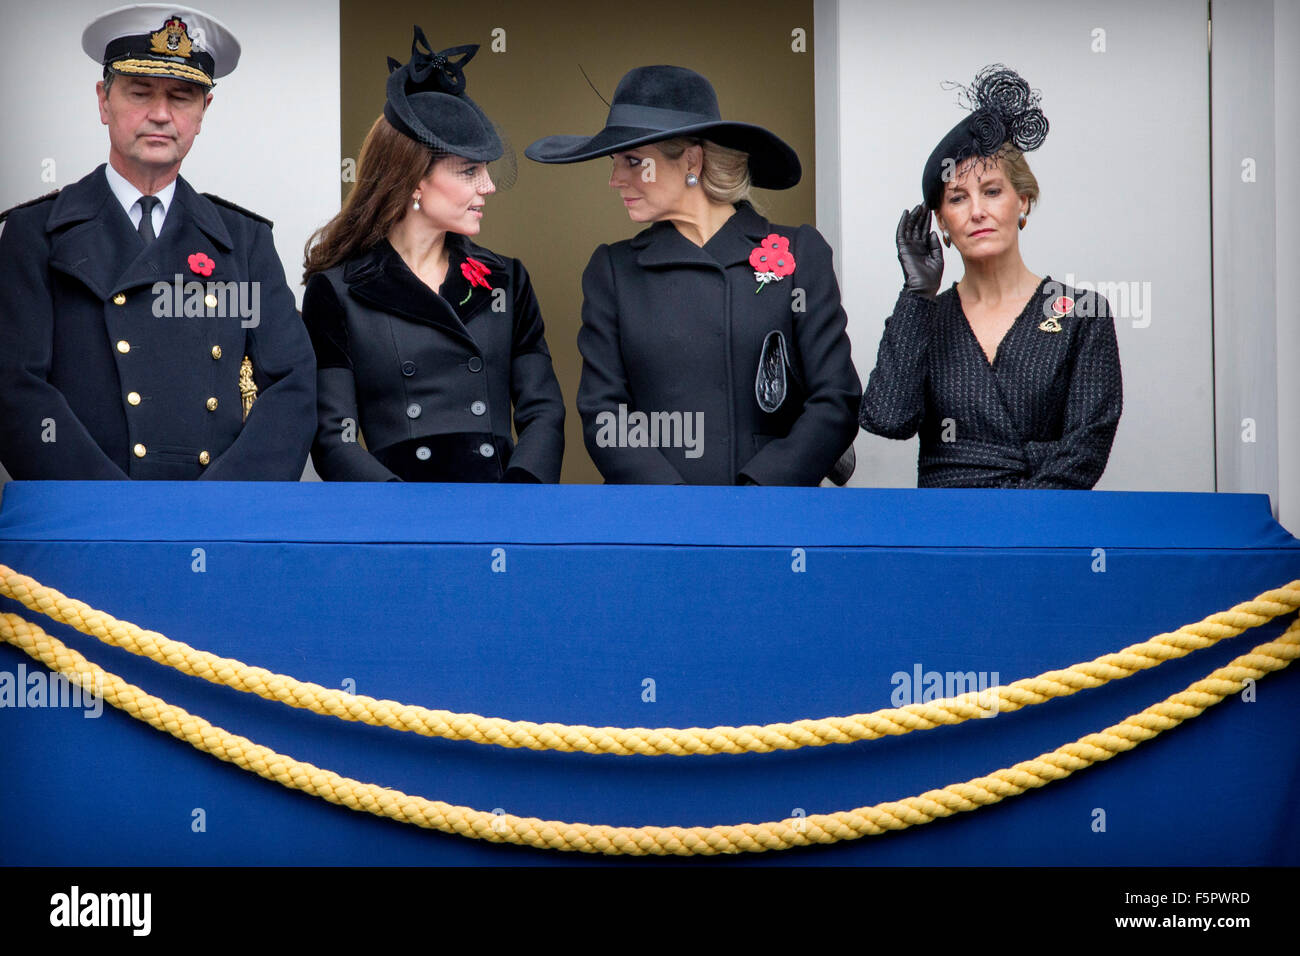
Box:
xmin=997 ymin=145 xmax=1040 ymax=212
xmin=654 ymin=137 xmax=753 ymax=205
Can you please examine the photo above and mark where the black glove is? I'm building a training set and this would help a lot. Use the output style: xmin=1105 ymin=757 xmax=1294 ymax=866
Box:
xmin=896 ymin=204 xmax=944 ymax=300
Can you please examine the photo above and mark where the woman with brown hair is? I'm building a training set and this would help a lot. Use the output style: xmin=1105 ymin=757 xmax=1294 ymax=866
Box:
xmin=302 ymin=28 xmax=563 ymax=482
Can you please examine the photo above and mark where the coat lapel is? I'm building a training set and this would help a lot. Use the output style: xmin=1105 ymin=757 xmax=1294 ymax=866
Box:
xmin=342 ymin=239 xmax=479 ymax=348
xmin=113 ymin=176 xmax=235 ymax=292
xmin=46 ymin=166 xmax=136 ymax=300
xmin=46 ymin=167 xmax=237 ymax=298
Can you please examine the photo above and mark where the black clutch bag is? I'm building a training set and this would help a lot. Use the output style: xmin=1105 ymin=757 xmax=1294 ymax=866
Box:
xmin=755 ymin=330 xmax=856 ymax=486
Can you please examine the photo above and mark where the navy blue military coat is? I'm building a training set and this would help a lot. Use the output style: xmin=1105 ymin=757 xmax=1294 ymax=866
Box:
xmin=0 ymin=165 xmax=315 ymax=480
xmin=303 ymin=235 xmax=564 ymax=482
xmin=578 ymin=201 xmax=861 ymax=485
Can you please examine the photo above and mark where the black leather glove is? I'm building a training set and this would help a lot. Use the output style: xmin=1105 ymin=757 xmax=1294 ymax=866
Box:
xmin=896 ymin=204 xmax=944 ymax=299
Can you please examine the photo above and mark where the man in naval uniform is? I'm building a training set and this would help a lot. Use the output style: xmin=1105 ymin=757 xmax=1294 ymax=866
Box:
xmin=0 ymin=5 xmax=315 ymax=479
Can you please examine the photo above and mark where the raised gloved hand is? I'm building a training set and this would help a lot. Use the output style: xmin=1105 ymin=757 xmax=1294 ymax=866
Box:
xmin=896 ymin=204 xmax=944 ymax=299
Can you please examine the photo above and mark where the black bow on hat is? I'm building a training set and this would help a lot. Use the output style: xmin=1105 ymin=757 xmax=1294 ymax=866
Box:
xmin=525 ymin=65 xmax=801 ymax=190
xmin=383 ymin=26 xmax=502 ymax=161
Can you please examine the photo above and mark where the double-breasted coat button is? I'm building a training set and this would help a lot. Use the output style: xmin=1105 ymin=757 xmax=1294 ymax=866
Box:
xmin=478 ymin=442 xmax=494 ymax=458
xmin=126 ymin=391 xmax=141 ymax=406
xmin=406 ymin=403 xmax=421 ymax=419
xmin=198 ymin=451 xmax=210 ymax=466
xmin=401 ymin=361 xmax=416 ymax=376
xmin=470 ymin=400 xmax=486 ymax=416
xmin=206 ymin=397 xmax=218 ymax=411
xmin=204 ymin=293 xmax=218 ymax=309
xmin=415 ymin=446 xmax=431 ymax=461
xmin=467 ymin=356 xmax=483 ymax=372
xmin=133 ymin=443 xmax=146 ymax=458
xmin=116 ymin=340 xmax=130 ymax=354
xmin=210 ymin=345 xmax=222 ymax=360
xmin=112 ymin=293 xmax=126 ymax=306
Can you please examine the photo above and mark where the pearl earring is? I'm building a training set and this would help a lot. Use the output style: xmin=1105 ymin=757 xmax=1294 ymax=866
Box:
xmin=413 ymin=196 xmax=421 ymax=211
xmin=685 ymin=172 xmax=699 ymax=187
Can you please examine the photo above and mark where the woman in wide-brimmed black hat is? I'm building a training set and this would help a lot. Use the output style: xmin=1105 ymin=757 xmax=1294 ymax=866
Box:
xmin=526 ymin=65 xmax=860 ymax=486
xmin=858 ymin=65 xmax=1122 ymax=489
xmin=302 ymin=27 xmax=564 ymax=482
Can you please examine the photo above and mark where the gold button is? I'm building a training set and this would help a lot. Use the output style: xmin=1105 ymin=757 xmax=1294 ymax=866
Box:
xmin=198 ymin=451 xmax=210 ymax=466
xmin=210 ymin=345 xmax=222 ymax=360
xmin=116 ymin=340 xmax=130 ymax=354
xmin=133 ymin=443 xmax=146 ymax=458
xmin=205 ymin=397 xmax=218 ymax=411
xmin=112 ymin=293 xmax=126 ymax=306
xmin=126 ymin=391 xmax=141 ymax=406
xmin=204 ymin=293 xmax=218 ymax=309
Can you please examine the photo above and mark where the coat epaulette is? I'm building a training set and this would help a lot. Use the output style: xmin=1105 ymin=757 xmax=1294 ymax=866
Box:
xmin=202 ymin=193 xmax=274 ymax=229
xmin=0 ymin=190 xmax=60 ymax=225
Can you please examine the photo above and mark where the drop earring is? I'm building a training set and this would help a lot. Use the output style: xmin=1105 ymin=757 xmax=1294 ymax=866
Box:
xmin=1018 ymin=212 xmax=1027 ymax=230
xmin=413 ymin=195 xmax=421 ymax=211
xmin=941 ymin=229 xmax=951 ymax=248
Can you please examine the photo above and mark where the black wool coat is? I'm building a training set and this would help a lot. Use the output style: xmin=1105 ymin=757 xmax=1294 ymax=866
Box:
xmin=0 ymin=165 xmax=316 ymax=480
xmin=577 ymin=201 xmax=861 ymax=485
xmin=303 ymin=235 xmax=564 ymax=482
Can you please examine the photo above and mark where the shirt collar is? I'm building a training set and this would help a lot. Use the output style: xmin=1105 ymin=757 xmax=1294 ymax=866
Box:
xmin=102 ymin=163 xmax=177 ymax=223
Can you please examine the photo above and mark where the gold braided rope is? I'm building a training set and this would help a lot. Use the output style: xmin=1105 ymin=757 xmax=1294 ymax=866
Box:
xmin=1 ymin=564 xmax=1297 ymax=756
xmin=2 ymin=610 xmax=1296 ymax=855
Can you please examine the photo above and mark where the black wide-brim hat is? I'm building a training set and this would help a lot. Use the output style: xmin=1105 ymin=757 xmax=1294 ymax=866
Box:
xmin=921 ymin=64 xmax=1049 ymax=210
xmin=525 ymin=65 xmax=801 ymax=190
xmin=384 ymin=27 xmax=502 ymax=162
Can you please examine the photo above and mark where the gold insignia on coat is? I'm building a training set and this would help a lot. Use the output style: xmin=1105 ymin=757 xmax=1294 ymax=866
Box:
xmin=239 ymin=355 xmax=257 ymax=421
xmin=149 ymin=17 xmax=194 ymax=58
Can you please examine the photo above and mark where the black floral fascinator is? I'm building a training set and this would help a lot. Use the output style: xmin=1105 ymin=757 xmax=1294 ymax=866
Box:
xmin=384 ymin=26 xmax=509 ymax=169
xmin=921 ymin=64 xmax=1049 ymax=210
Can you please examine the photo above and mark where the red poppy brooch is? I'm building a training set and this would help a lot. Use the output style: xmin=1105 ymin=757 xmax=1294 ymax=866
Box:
xmin=459 ymin=256 xmax=492 ymax=305
xmin=749 ymin=234 xmax=795 ymax=293
xmin=1039 ymin=294 xmax=1072 ymax=333
xmin=187 ymin=252 xmax=215 ymax=277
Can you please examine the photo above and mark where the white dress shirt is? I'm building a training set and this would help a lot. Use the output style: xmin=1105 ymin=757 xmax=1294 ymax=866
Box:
xmin=103 ymin=163 xmax=176 ymax=237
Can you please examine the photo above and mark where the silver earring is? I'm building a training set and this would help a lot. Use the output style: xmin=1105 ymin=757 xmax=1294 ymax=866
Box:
xmin=941 ymin=229 xmax=951 ymax=248
xmin=685 ymin=172 xmax=699 ymax=187
xmin=1018 ymin=212 xmax=1027 ymax=230
xmin=413 ymin=196 xmax=421 ymax=211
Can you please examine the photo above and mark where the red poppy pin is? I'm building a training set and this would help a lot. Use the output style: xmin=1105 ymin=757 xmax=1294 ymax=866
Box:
xmin=749 ymin=234 xmax=795 ymax=293
xmin=187 ymin=252 xmax=215 ymax=277
xmin=1039 ymin=294 xmax=1073 ymax=333
xmin=459 ymin=256 xmax=492 ymax=305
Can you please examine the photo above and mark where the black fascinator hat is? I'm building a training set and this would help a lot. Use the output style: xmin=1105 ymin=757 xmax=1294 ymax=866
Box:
xmin=525 ymin=65 xmax=801 ymax=190
xmin=921 ymin=64 xmax=1049 ymax=210
xmin=384 ymin=26 xmax=503 ymax=162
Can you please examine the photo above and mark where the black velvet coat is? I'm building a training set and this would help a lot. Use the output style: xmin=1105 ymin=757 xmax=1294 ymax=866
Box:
xmin=0 ymin=165 xmax=315 ymax=480
xmin=859 ymin=280 xmax=1122 ymax=488
xmin=577 ymin=202 xmax=861 ymax=485
xmin=303 ymin=235 xmax=564 ymax=482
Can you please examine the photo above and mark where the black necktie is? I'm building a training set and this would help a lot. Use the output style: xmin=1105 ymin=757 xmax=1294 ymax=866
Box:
xmin=137 ymin=195 xmax=160 ymax=245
